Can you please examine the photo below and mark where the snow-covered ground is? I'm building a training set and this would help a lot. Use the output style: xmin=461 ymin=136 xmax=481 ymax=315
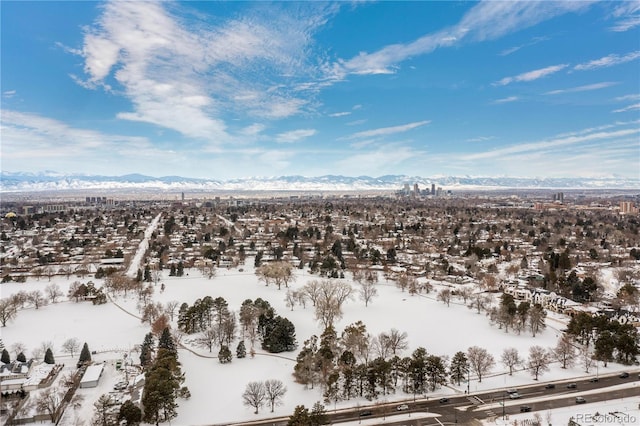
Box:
xmin=1 ymin=262 xmax=636 ymax=425
xmin=125 ymin=212 xmax=162 ymax=278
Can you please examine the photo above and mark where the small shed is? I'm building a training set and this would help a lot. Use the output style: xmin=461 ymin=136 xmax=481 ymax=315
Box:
xmin=80 ymin=363 xmax=104 ymax=388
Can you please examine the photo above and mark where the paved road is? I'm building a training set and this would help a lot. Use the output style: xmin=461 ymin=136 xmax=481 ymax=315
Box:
xmin=233 ymin=371 xmax=640 ymax=426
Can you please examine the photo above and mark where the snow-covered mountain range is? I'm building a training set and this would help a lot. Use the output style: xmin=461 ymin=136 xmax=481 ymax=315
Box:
xmin=1 ymin=171 xmax=639 ymax=192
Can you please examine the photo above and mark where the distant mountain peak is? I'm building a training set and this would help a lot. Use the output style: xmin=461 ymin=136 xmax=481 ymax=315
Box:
xmin=1 ymin=171 xmax=639 ymax=192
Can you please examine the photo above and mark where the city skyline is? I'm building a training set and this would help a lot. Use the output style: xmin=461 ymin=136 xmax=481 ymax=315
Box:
xmin=1 ymin=1 xmax=639 ymax=180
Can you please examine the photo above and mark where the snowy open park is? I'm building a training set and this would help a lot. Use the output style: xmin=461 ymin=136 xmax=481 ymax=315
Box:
xmin=2 ymin=258 xmax=638 ymax=426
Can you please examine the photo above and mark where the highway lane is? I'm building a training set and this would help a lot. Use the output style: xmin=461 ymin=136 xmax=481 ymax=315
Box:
xmin=233 ymin=371 xmax=640 ymax=426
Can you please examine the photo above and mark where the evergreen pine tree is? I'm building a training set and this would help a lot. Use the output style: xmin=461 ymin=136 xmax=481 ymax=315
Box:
xmin=79 ymin=342 xmax=92 ymax=364
xmin=177 ymin=261 xmax=184 ymax=277
xmin=144 ymin=265 xmax=151 ymax=282
xmin=449 ymin=351 xmax=469 ymax=386
xmin=44 ymin=348 xmax=55 ymax=364
xmin=17 ymin=352 xmax=26 ymax=362
xmin=236 ymin=341 xmax=247 ymax=359
xmin=140 ymin=332 xmax=155 ymax=368
xmin=118 ymin=400 xmax=142 ymax=425
xmin=1 ymin=348 xmax=10 ymax=364
xmin=218 ymin=345 xmax=232 ymax=364
xmin=158 ymin=327 xmax=177 ymax=356
xmin=287 ymin=405 xmax=310 ymax=425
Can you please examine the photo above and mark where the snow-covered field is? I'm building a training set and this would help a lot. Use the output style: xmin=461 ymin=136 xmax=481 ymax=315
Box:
xmin=0 ymin=263 xmax=636 ymax=425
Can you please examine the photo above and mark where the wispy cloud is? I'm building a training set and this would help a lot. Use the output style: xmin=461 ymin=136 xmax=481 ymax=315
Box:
xmin=71 ymin=1 xmax=339 ymax=142
xmin=346 ymin=119 xmax=367 ymax=126
xmin=463 ymin=125 xmax=639 ymax=161
xmin=275 ymin=129 xmax=316 ymax=143
xmin=614 ymin=94 xmax=640 ymax=102
xmin=610 ymin=1 xmax=640 ymax=32
xmin=344 ymin=120 xmax=430 ymax=140
xmin=544 ymin=81 xmax=618 ymax=95
xmin=336 ymin=145 xmax=419 ymax=175
xmin=494 ymin=64 xmax=568 ymax=86
xmin=333 ymin=1 xmax=593 ymax=76
xmin=329 ymin=111 xmax=351 ymax=117
xmin=574 ymin=50 xmax=640 ymax=71
xmin=492 ymin=96 xmax=519 ymax=104
xmin=2 ymin=90 xmax=16 ymax=98
xmin=613 ymin=103 xmax=640 ymax=113
xmin=0 ymin=109 xmax=159 ymax=170
xmin=499 ymin=36 xmax=549 ymax=56
xmin=466 ymin=136 xmax=495 ymax=142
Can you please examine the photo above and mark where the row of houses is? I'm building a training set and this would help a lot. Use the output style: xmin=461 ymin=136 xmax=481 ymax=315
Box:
xmin=503 ymin=284 xmax=640 ymax=326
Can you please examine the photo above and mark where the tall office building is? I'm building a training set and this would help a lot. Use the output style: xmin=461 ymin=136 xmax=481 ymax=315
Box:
xmin=431 ymin=184 xmax=436 ymax=195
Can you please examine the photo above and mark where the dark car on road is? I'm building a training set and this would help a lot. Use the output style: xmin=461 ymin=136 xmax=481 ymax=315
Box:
xmin=520 ymin=406 xmax=532 ymax=412
xmin=566 ymin=383 xmax=577 ymax=389
xmin=619 ymin=372 xmax=630 ymax=378
xmin=544 ymin=383 xmax=555 ymax=389
xmin=439 ymin=398 xmax=450 ymax=403
xmin=359 ymin=410 xmax=372 ymax=417
xmin=589 ymin=377 xmax=599 ymax=382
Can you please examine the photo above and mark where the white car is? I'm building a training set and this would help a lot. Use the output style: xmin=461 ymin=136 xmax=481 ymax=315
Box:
xmin=113 ymin=381 xmax=128 ymax=391
xmin=396 ymin=404 xmax=409 ymax=411
xmin=509 ymin=392 xmax=521 ymax=399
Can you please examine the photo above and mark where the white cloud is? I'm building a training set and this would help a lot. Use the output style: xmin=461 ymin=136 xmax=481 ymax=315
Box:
xmin=275 ymin=129 xmax=316 ymax=143
xmin=574 ymin=51 xmax=640 ymax=71
xmin=614 ymin=94 xmax=640 ymax=102
xmin=333 ymin=1 xmax=593 ymax=77
xmin=612 ymin=103 xmax=640 ymax=113
xmin=329 ymin=111 xmax=351 ymax=117
xmin=492 ymin=96 xmax=519 ymax=104
xmin=610 ymin=2 xmax=640 ymax=32
xmin=494 ymin=64 xmax=568 ymax=86
xmin=335 ymin=145 xmax=418 ymax=175
xmin=466 ymin=136 xmax=495 ymax=142
xmin=0 ymin=109 xmax=157 ymax=167
xmin=499 ymin=36 xmax=550 ymax=56
xmin=239 ymin=123 xmax=266 ymax=137
xmin=73 ymin=1 xmax=338 ymax=142
xmin=346 ymin=119 xmax=367 ymax=126
xmin=544 ymin=82 xmax=618 ymax=95
xmin=2 ymin=90 xmax=16 ymax=98
xmin=345 ymin=120 xmax=430 ymax=140
xmin=463 ymin=126 xmax=639 ymax=161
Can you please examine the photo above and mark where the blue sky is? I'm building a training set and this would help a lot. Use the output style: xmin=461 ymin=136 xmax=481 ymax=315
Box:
xmin=1 ymin=0 xmax=639 ymax=179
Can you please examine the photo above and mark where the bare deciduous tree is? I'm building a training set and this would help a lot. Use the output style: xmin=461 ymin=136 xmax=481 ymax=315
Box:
xmin=302 ymin=280 xmax=322 ymax=307
xmin=467 ymin=346 xmax=495 ymax=383
xmin=386 ymin=328 xmax=409 ymax=356
xmin=501 ymin=347 xmax=522 ymax=375
xmin=358 ymin=280 xmax=378 ymax=307
xmin=437 ymin=288 xmax=452 ymax=306
xmin=264 ymin=379 xmax=287 ymax=413
xmin=242 ymin=381 xmax=266 ymax=414
xmin=28 ymin=290 xmax=47 ymax=309
xmin=0 ymin=298 xmax=17 ymax=327
xmin=35 ymin=386 xmax=65 ymax=421
xmin=197 ymin=327 xmax=219 ymax=353
xmin=527 ymin=345 xmax=551 ymax=380
xmin=165 ymin=300 xmax=180 ymax=322
xmin=314 ymin=280 xmax=353 ymax=329
xmin=553 ymin=334 xmax=577 ymax=369
xmin=62 ymin=338 xmax=81 ymax=358
xmin=284 ymin=289 xmax=297 ymax=311
xmin=45 ymin=283 xmax=63 ymax=303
